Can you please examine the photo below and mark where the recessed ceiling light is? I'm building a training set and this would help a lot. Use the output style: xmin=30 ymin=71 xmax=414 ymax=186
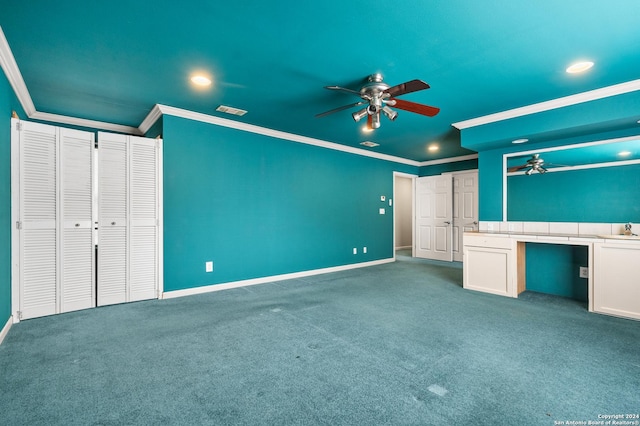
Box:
xmin=428 ymin=144 xmax=439 ymax=152
xmin=618 ymin=151 xmax=632 ymax=157
xmin=190 ymin=74 xmax=212 ymax=86
xmin=216 ymin=105 xmax=247 ymax=116
xmin=512 ymin=138 xmax=529 ymax=144
xmin=360 ymin=141 xmax=379 ymax=148
xmin=566 ymin=61 xmax=594 ymax=74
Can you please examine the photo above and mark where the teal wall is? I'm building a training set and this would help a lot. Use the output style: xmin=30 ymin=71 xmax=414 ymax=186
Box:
xmin=525 ymin=243 xmax=588 ymax=302
xmin=0 ymin=72 xmax=25 ymax=326
xmin=419 ymin=158 xmax=477 ymax=177
xmin=162 ymin=115 xmax=417 ymax=292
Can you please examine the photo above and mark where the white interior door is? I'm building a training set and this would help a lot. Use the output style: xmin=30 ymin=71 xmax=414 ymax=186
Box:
xmin=415 ymin=175 xmax=453 ymax=261
xmin=452 ymin=171 xmax=479 ymax=262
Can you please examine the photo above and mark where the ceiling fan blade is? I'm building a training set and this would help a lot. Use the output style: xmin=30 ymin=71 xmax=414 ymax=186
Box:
xmin=315 ymin=101 xmax=366 ymax=118
xmin=384 ymin=79 xmax=430 ymax=97
xmin=507 ymin=164 xmax=529 ymax=172
xmin=389 ymin=98 xmax=440 ymax=117
xmin=324 ymin=85 xmax=362 ymax=96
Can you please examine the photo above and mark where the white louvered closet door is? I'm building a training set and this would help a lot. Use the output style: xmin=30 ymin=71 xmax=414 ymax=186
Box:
xmin=97 ymin=133 xmax=161 ymax=306
xmin=129 ymin=136 xmax=159 ymax=302
xmin=60 ymin=128 xmax=96 ymax=313
xmin=97 ymin=133 xmax=128 ymax=306
xmin=13 ymin=120 xmax=95 ymax=320
xmin=17 ymin=121 xmax=59 ymax=320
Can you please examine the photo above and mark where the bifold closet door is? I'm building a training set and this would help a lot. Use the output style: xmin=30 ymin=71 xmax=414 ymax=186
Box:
xmin=17 ymin=121 xmax=58 ymax=319
xmin=129 ymin=136 xmax=159 ymax=302
xmin=13 ymin=119 xmax=95 ymax=320
xmin=97 ymin=133 xmax=161 ymax=306
xmin=97 ymin=133 xmax=128 ymax=306
xmin=60 ymin=128 xmax=96 ymax=312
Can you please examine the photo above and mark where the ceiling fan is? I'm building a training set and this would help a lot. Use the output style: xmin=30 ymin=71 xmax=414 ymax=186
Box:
xmin=315 ymin=73 xmax=440 ymax=129
xmin=507 ymin=154 xmax=549 ymax=175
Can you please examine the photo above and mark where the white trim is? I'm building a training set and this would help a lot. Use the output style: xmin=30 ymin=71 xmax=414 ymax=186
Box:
xmin=154 ymin=104 xmax=422 ymax=166
xmin=10 ymin=118 xmax=20 ymax=323
xmin=418 ymin=153 xmax=478 ymax=166
xmin=393 ymin=171 xmax=418 ymax=259
xmin=162 ymin=258 xmax=395 ymax=299
xmin=453 ymin=79 xmax=640 ymax=130
xmin=0 ymin=316 xmax=12 ymax=346
xmin=0 ymin=27 xmax=35 ymax=115
xmin=31 ymin=111 xmax=140 ymax=135
xmin=138 ymin=104 xmax=163 ymax=135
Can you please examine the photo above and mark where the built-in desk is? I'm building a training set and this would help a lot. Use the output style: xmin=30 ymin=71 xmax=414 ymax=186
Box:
xmin=463 ymin=231 xmax=640 ymax=321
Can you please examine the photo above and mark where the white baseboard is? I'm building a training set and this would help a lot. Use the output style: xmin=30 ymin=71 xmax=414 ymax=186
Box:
xmin=162 ymin=258 xmax=395 ymax=300
xmin=0 ymin=316 xmax=12 ymax=346
xmin=395 ymin=245 xmax=412 ymax=250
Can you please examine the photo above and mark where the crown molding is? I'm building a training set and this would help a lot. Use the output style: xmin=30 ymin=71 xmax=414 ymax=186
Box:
xmin=0 ymin=26 xmax=35 ymax=115
xmin=31 ymin=111 xmax=140 ymax=134
xmin=154 ymin=104 xmax=422 ymax=167
xmin=419 ymin=153 xmax=478 ymax=167
xmin=452 ymin=79 xmax=640 ymax=130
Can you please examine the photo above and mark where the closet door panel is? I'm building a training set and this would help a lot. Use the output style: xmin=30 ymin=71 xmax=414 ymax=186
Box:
xmin=97 ymin=133 xmax=128 ymax=306
xmin=60 ymin=129 xmax=95 ymax=312
xmin=19 ymin=122 xmax=58 ymax=319
xmin=129 ymin=137 xmax=158 ymax=302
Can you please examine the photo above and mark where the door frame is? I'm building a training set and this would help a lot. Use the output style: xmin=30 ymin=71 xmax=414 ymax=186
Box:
xmin=393 ymin=171 xmax=417 ymax=259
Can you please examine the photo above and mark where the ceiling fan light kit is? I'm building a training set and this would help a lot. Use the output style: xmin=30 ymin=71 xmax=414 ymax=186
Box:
xmin=317 ymin=74 xmax=440 ymax=130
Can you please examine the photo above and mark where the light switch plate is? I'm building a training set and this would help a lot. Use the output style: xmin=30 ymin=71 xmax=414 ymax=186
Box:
xmin=206 ymin=261 xmax=213 ymax=272
xmin=379 ymin=208 xmax=385 ymax=215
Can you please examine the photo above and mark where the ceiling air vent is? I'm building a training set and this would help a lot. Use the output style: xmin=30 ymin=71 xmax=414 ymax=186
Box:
xmin=216 ymin=105 xmax=248 ymax=116
xmin=360 ymin=141 xmax=380 ymax=148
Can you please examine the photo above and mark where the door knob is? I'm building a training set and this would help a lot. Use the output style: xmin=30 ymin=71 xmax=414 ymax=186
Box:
xmin=111 ymin=222 xmax=116 ymax=225
xmin=75 ymin=223 xmax=80 ymax=227
xmin=444 ymin=221 xmax=451 ymax=225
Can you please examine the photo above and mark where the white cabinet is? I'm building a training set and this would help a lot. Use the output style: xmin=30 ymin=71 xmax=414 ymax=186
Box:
xmin=593 ymin=241 xmax=640 ymax=320
xmin=463 ymin=234 xmax=517 ymax=297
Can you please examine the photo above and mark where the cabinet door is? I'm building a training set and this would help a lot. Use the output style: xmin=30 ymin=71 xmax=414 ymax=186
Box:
xmin=97 ymin=133 xmax=128 ymax=306
xmin=463 ymin=245 xmax=512 ymax=297
xmin=593 ymin=242 xmax=640 ymax=320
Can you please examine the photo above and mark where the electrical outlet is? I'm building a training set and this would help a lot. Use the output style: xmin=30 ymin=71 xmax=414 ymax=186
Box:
xmin=579 ymin=266 xmax=588 ymax=278
xmin=379 ymin=208 xmax=385 ymax=215
xmin=206 ymin=261 xmax=213 ymax=272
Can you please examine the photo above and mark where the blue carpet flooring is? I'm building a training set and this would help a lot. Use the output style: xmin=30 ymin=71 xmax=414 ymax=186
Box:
xmin=1 ymin=253 xmax=638 ymax=425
